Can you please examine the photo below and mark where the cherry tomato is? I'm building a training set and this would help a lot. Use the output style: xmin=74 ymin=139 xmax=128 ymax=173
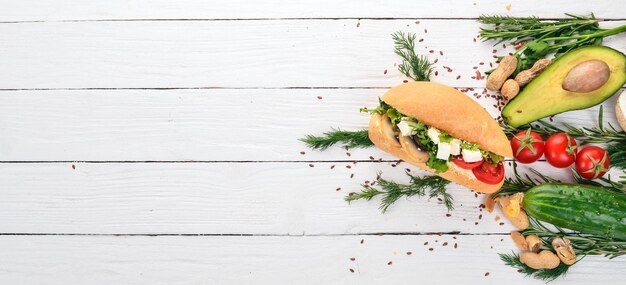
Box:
xmin=545 ymin=133 xmax=578 ymax=168
xmin=510 ymin=129 xmax=544 ymax=164
xmin=452 ymin=156 xmax=483 ymax=170
xmin=472 ymin=161 xmax=505 ymax=184
xmin=575 ymin=146 xmax=610 ymax=179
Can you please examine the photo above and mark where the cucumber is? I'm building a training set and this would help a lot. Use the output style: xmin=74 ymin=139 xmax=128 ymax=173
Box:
xmin=522 ymin=183 xmax=626 ymax=241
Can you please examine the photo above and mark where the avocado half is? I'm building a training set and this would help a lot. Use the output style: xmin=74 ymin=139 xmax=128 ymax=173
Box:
xmin=502 ymin=46 xmax=626 ymax=128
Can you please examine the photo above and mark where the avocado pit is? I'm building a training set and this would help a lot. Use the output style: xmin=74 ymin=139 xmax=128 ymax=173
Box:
xmin=562 ymin=60 xmax=610 ymax=93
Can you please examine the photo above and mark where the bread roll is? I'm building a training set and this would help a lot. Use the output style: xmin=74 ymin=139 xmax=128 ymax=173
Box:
xmin=368 ymin=82 xmax=513 ymax=193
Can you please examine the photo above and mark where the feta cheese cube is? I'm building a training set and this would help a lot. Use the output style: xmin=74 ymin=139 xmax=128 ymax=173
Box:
xmin=462 ymin=149 xmax=483 ymax=163
xmin=436 ymin=142 xmax=452 ymax=160
xmin=450 ymin=139 xmax=461 ymax=156
xmin=397 ymin=120 xmax=414 ymax=137
xmin=427 ymin=127 xmax=441 ymax=144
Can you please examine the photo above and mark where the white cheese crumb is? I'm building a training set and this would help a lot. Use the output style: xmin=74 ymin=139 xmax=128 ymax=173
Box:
xmin=397 ymin=120 xmax=415 ymax=137
xmin=450 ymin=139 xmax=461 ymax=156
xmin=436 ymin=142 xmax=452 ymax=160
xmin=462 ymin=149 xmax=483 ymax=163
xmin=427 ymin=127 xmax=441 ymax=144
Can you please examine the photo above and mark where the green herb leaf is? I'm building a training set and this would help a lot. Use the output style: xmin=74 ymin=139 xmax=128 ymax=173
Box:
xmin=300 ymin=128 xmax=373 ymax=150
xmin=426 ymin=153 xmax=449 ymax=173
xmin=346 ymin=172 xmax=452 ymax=212
xmin=391 ymin=31 xmax=433 ymax=81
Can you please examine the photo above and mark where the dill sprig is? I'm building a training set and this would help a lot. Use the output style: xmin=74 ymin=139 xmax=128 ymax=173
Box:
xmin=499 ymin=252 xmax=570 ymax=282
xmin=391 ymin=31 xmax=433 ymax=81
xmin=345 ymin=172 xmax=452 ymax=212
xmin=299 ymin=128 xmax=373 ymax=150
xmin=501 ymin=106 xmax=626 ymax=170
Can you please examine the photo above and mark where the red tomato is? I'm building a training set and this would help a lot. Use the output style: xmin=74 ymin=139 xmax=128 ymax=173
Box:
xmin=575 ymin=146 xmax=610 ymax=179
xmin=510 ymin=129 xmax=545 ymax=164
xmin=452 ymin=156 xmax=483 ymax=169
xmin=545 ymin=133 xmax=578 ymax=168
xmin=472 ymin=161 xmax=505 ymax=184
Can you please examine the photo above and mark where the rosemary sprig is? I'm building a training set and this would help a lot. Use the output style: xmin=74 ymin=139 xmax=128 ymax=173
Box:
xmin=500 ymin=252 xmax=570 ymax=282
xmin=496 ymin=163 xmax=625 ymax=198
xmin=479 ymin=14 xmax=626 ymax=71
xmin=391 ymin=31 xmax=433 ymax=81
xmin=346 ymin=172 xmax=452 ymax=212
xmin=501 ymin=106 xmax=626 ymax=170
xmin=495 ymin=162 xmax=560 ymax=198
xmin=299 ymin=128 xmax=373 ymax=150
xmin=524 ymin=217 xmax=626 ymax=258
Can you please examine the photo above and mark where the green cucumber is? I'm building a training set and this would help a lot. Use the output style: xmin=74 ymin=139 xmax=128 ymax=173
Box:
xmin=522 ymin=183 xmax=626 ymax=241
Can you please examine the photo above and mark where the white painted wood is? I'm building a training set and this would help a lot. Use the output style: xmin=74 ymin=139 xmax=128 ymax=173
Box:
xmin=0 ymin=20 xmax=624 ymax=89
xmin=0 ymin=88 xmax=620 ymax=161
xmin=0 ymin=234 xmax=624 ymax=285
xmin=1 ymin=0 xmax=624 ymax=21
xmin=0 ymin=161 xmax=619 ymax=234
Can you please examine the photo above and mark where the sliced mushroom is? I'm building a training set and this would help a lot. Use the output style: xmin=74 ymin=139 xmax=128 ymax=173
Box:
xmin=399 ymin=135 xmax=429 ymax=162
xmin=380 ymin=114 xmax=401 ymax=148
xmin=552 ymin=237 xmax=576 ymax=265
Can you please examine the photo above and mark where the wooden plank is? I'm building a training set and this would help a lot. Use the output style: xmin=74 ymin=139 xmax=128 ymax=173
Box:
xmin=0 ymin=234 xmax=624 ymax=284
xmin=1 ymin=0 xmax=625 ymax=21
xmin=0 ymin=88 xmax=620 ymax=161
xmin=0 ymin=20 xmax=624 ymax=89
xmin=0 ymin=161 xmax=620 ymax=234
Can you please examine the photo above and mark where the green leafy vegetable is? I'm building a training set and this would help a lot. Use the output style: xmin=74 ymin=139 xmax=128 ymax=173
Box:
xmin=426 ymin=153 xmax=449 ymax=173
xmin=345 ymin=172 xmax=453 ymax=212
xmin=391 ymin=31 xmax=433 ymax=81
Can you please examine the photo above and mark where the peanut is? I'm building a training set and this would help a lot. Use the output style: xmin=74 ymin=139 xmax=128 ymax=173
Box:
xmin=486 ymin=56 xmax=518 ymax=91
xmin=484 ymin=195 xmax=495 ymax=213
xmin=562 ymin=60 xmax=610 ymax=93
xmin=514 ymin=59 xmax=551 ymax=87
xmin=511 ymin=231 xmax=528 ymax=250
xmin=499 ymin=199 xmax=529 ymax=230
xmin=501 ymin=79 xmax=520 ymax=101
xmin=520 ymin=250 xmax=561 ymax=270
xmin=526 ymin=235 xmax=542 ymax=253
xmin=552 ymin=237 xmax=576 ymax=265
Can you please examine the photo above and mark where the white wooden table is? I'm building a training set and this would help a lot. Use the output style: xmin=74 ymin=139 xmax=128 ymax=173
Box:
xmin=0 ymin=1 xmax=625 ymax=284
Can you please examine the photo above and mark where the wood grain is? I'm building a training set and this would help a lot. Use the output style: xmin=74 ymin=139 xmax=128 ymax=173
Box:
xmin=0 ymin=234 xmax=624 ymax=285
xmin=1 ymin=0 xmax=625 ymax=21
xmin=1 ymin=161 xmax=621 ymax=235
xmin=0 ymin=20 xmax=624 ymax=89
xmin=0 ymin=88 xmax=619 ymax=161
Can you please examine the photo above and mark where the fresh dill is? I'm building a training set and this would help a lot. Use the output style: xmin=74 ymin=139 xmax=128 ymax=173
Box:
xmin=299 ymin=128 xmax=373 ymax=150
xmin=391 ymin=31 xmax=433 ymax=81
xmin=345 ymin=172 xmax=453 ymax=212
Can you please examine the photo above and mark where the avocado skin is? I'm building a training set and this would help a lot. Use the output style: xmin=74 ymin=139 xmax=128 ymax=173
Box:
xmin=502 ymin=46 xmax=626 ymax=128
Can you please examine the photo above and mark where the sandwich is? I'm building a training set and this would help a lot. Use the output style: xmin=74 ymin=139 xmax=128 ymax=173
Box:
xmin=366 ymin=82 xmax=513 ymax=193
